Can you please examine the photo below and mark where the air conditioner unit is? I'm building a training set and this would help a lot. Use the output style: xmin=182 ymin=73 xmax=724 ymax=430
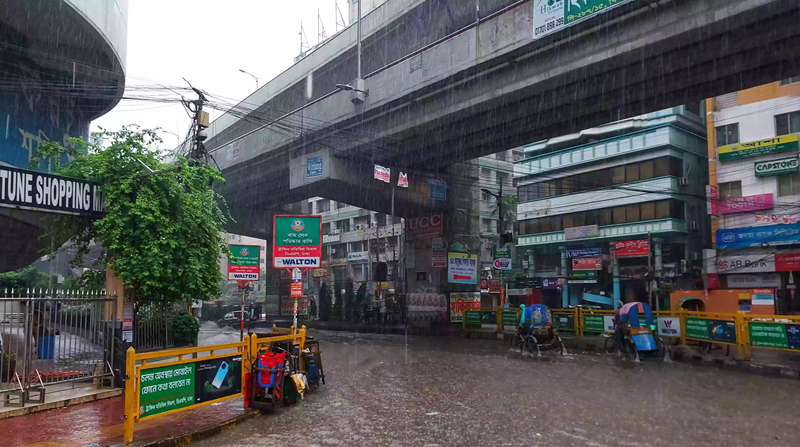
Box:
xmin=689 ymin=220 xmax=699 ymax=231
xmin=679 ymin=177 xmax=689 ymax=186
xmin=355 ymin=224 xmax=362 ymax=230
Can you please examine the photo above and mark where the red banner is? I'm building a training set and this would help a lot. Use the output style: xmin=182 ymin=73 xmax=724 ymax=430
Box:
xmin=406 ymin=214 xmax=443 ymax=240
xmin=776 ymin=253 xmax=800 ymax=272
xmin=572 ymin=257 xmax=602 ymax=271
xmin=614 ymin=239 xmax=650 ymax=258
xmin=488 ymin=278 xmax=502 ymax=293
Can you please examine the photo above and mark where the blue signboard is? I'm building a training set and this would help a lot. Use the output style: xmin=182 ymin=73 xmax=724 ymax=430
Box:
xmin=541 ymin=278 xmax=561 ymax=289
xmin=430 ymin=179 xmax=446 ymax=201
xmin=306 ymin=157 xmax=323 ymax=178
xmin=716 ymin=223 xmax=800 ymax=249
xmin=567 ymin=248 xmax=601 ymax=258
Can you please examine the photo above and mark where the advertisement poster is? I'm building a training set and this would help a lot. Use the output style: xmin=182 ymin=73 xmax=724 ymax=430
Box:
xmin=572 ymin=257 xmax=601 ymax=271
xmin=449 ymin=292 xmax=481 ymax=323
xmin=614 ymin=239 xmax=650 ymax=258
xmin=748 ymin=323 xmax=792 ymax=349
xmin=432 ymin=248 xmax=447 ymax=268
xmin=272 ymin=215 xmax=322 ymax=268
xmin=306 ymin=156 xmax=323 ymax=178
xmin=533 ymin=0 xmax=634 ymax=40
xmin=657 ymin=317 xmax=681 ymax=337
xmin=228 ymin=244 xmax=261 ymax=281
xmin=727 ymin=273 xmax=781 ymax=288
xmin=139 ymin=363 xmax=195 ymax=418
xmin=776 ymin=253 xmax=800 ymax=271
xmin=755 ymin=156 xmax=799 ymax=177
xmin=751 ymin=289 xmax=775 ymax=306
xmin=194 ymin=356 xmax=242 ymax=405
xmin=686 ymin=318 xmax=737 ymax=344
xmin=493 ymin=247 xmax=512 ymax=270
xmin=564 ymin=224 xmax=599 ymax=240
xmin=447 ymin=252 xmax=478 ymax=284
xmin=281 ymin=297 xmax=308 ymax=316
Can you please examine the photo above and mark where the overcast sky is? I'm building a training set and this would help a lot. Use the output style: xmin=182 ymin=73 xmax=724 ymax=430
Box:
xmin=93 ymin=0 xmax=350 ymax=150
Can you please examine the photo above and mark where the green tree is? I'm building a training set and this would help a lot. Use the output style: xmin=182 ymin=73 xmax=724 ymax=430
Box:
xmin=354 ymin=283 xmax=367 ymax=324
xmin=318 ymin=283 xmax=331 ymax=321
xmin=344 ymin=278 xmax=355 ymax=322
xmin=33 ymin=126 xmax=228 ymax=305
xmin=0 ymin=266 xmax=57 ymax=291
xmin=489 ymin=194 xmax=518 ymax=233
xmin=332 ymin=284 xmax=343 ymax=321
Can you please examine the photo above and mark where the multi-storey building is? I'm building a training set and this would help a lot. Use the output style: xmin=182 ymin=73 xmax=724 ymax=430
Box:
xmin=514 ymin=106 xmax=709 ymax=310
xmin=694 ymin=78 xmax=800 ymax=315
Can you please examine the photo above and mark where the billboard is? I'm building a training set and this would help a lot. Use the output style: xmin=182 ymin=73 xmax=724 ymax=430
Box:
xmin=272 ymin=215 xmax=322 ymax=268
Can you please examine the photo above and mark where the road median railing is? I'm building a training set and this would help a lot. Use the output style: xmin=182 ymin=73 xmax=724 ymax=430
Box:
xmin=546 ymin=307 xmax=800 ymax=362
xmin=124 ymin=328 xmax=307 ymax=443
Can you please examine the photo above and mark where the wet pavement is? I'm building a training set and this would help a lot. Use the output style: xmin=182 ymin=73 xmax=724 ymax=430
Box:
xmin=195 ymin=328 xmax=799 ymax=447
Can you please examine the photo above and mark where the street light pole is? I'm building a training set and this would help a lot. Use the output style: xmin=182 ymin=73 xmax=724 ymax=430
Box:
xmin=238 ymin=69 xmax=259 ymax=90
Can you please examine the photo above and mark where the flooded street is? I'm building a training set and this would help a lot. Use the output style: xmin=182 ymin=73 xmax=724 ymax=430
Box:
xmin=196 ymin=327 xmax=798 ymax=447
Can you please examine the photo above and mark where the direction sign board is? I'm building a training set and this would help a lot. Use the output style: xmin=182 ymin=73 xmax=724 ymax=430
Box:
xmin=228 ymin=244 xmax=260 ymax=281
xmin=273 ymin=215 xmax=322 ymax=268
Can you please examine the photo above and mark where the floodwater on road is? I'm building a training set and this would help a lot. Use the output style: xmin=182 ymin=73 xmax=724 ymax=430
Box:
xmin=196 ymin=326 xmax=798 ymax=447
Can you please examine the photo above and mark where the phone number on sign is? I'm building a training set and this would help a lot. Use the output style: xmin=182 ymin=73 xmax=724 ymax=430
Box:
xmin=535 ymin=17 xmax=564 ymax=36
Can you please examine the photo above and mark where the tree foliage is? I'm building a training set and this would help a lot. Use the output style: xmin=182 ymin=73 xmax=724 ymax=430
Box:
xmin=344 ymin=279 xmax=355 ymax=322
xmin=332 ymin=284 xmax=343 ymax=321
xmin=34 ymin=127 xmax=229 ymax=304
xmin=0 ymin=266 xmax=57 ymax=291
xmin=318 ymin=283 xmax=331 ymax=321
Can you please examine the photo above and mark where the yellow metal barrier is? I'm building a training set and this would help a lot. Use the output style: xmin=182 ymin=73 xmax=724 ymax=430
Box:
xmin=124 ymin=329 xmax=307 ymax=443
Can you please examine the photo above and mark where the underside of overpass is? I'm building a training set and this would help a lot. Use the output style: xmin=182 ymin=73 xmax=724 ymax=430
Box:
xmin=211 ymin=0 xmax=800 ymax=241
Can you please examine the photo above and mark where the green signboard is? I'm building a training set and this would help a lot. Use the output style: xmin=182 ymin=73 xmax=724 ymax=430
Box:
xmin=583 ymin=314 xmax=605 ymax=333
xmin=502 ymin=310 xmax=519 ymax=328
xmin=229 ymin=245 xmax=259 ymax=266
xmin=272 ymin=215 xmax=322 ymax=268
xmin=139 ymin=363 xmax=195 ymax=419
xmin=749 ymin=322 xmax=789 ymax=349
xmin=464 ymin=310 xmax=483 ymax=326
xmin=568 ymin=271 xmax=598 ymax=280
xmin=754 ymin=156 xmax=799 ymax=177
xmin=685 ymin=318 xmax=709 ymax=340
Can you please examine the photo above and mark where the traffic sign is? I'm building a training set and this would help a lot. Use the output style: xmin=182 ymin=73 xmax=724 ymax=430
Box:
xmin=292 ymin=268 xmax=302 ymax=280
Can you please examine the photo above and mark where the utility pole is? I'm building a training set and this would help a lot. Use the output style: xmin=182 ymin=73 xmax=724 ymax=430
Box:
xmin=184 ymin=78 xmax=208 ymax=161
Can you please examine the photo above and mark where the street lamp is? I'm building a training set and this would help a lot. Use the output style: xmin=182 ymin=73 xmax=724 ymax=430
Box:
xmin=238 ymin=69 xmax=259 ymax=90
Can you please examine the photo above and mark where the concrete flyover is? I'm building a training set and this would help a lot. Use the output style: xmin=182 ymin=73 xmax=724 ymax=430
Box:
xmin=0 ymin=0 xmax=127 ymax=271
xmin=207 ymin=0 xmax=800 ymax=239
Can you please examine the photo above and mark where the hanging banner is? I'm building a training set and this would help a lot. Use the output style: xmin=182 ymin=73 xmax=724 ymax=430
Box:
xmin=398 ymin=172 xmax=409 ymax=187
xmin=614 ymin=239 xmax=650 ymax=258
xmin=374 ymin=164 xmax=390 ymax=183
xmin=706 ymin=185 xmax=718 ymax=216
xmin=718 ymin=134 xmax=799 ymax=162
xmin=776 ymin=253 xmax=800 ymax=272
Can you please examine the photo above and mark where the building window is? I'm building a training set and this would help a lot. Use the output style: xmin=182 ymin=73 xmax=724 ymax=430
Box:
xmin=684 ymin=102 xmax=701 ymax=116
xmin=496 ymin=151 xmax=507 ymax=161
xmin=481 ymin=218 xmax=494 ymax=233
xmin=516 ymin=156 xmax=683 ymax=202
xmin=780 ymin=76 xmax=800 ymax=86
xmin=776 ymin=111 xmax=800 ymax=136
xmin=718 ymin=181 xmax=742 ymax=199
xmin=481 ymin=168 xmax=492 ymax=178
xmin=513 ymin=151 xmax=524 ymax=162
xmin=518 ymin=199 xmax=684 ymax=235
xmin=715 ymin=123 xmax=739 ymax=146
xmin=778 ymin=173 xmax=800 ymax=197
xmin=317 ymin=200 xmax=330 ymax=212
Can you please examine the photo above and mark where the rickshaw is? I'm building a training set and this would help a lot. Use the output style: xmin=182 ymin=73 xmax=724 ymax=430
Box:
xmin=614 ymin=302 xmax=669 ymax=361
xmin=517 ymin=304 xmax=567 ymax=356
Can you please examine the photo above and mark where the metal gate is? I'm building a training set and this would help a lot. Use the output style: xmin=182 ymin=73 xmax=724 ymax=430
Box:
xmin=0 ymin=289 xmax=116 ymax=407
xmin=133 ymin=300 xmax=181 ymax=352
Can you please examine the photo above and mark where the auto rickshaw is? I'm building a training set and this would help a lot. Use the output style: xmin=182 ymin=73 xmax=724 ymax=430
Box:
xmin=617 ymin=302 xmax=669 ymax=361
xmin=518 ymin=304 xmax=567 ymax=356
